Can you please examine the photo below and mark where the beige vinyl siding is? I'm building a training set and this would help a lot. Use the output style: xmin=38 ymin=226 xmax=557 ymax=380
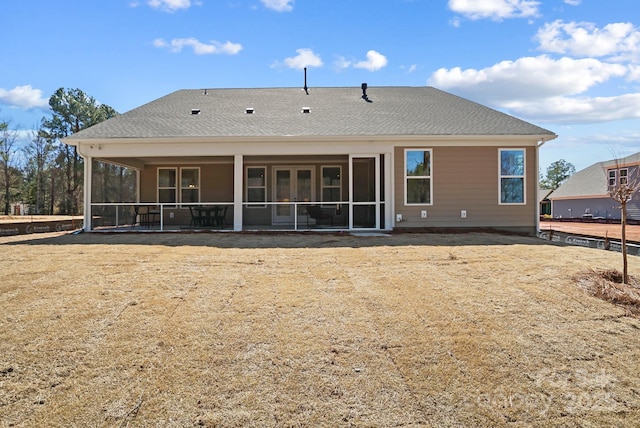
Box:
xmin=394 ymin=146 xmax=537 ymax=230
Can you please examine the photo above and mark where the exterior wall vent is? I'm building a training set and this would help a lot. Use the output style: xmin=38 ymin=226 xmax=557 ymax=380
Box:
xmin=301 ymin=107 xmax=311 ymax=114
xmin=191 ymin=109 xmax=201 ymax=115
xmin=245 ymin=107 xmax=254 ymax=114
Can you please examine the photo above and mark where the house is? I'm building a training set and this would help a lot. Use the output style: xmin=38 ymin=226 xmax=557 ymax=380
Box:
xmin=539 ymin=188 xmax=553 ymax=217
xmin=63 ymin=85 xmax=556 ymax=235
xmin=549 ymin=152 xmax=640 ymax=221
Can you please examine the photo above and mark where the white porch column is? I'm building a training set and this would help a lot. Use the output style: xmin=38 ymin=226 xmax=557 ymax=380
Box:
xmin=83 ymin=156 xmax=93 ymax=231
xmin=233 ymin=154 xmax=243 ymax=231
xmin=384 ymin=152 xmax=392 ymax=230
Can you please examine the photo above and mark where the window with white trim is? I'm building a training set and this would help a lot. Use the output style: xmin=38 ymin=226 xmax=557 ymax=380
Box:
xmin=158 ymin=168 xmax=177 ymax=205
xmin=405 ymin=149 xmax=432 ymax=205
xmin=321 ymin=166 xmax=341 ymax=204
xmin=609 ymin=170 xmax=617 ymax=187
xmin=180 ymin=168 xmax=200 ymax=204
xmin=246 ymin=167 xmax=266 ymax=208
xmin=499 ymin=149 xmax=525 ymax=204
xmin=620 ymin=168 xmax=628 ymax=185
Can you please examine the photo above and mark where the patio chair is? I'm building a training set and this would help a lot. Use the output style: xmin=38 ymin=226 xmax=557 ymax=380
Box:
xmin=214 ymin=206 xmax=228 ymax=228
xmin=189 ymin=206 xmax=202 ymax=227
xmin=138 ymin=206 xmax=160 ymax=228
xmin=306 ymin=205 xmax=333 ymax=227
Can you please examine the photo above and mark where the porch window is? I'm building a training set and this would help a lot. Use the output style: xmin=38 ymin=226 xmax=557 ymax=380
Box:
xmin=321 ymin=166 xmax=341 ymax=204
xmin=499 ymin=149 xmax=525 ymax=204
xmin=405 ymin=149 xmax=432 ymax=205
xmin=158 ymin=168 xmax=177 ymax=205
xmin=246 ymin=167 xmax=266 ymax=208
xmin=181 ymin=168 xmax=200 ymax=204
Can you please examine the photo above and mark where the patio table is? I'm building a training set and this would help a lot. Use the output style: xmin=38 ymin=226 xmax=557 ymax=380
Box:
xmin=196 ymin=206 xmax=223 ymax=227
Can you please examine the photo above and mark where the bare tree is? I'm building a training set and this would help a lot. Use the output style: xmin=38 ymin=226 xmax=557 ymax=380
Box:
xmin=606 ymin=158 xmax=640 ymax=284
xmin=22 ymin=127 xmax=55 ymax=214
xmin=0 ymin=119 xmax=22 ymax=215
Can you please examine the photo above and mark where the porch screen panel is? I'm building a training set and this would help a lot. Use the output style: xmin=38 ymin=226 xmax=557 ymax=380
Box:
xmin=352 ymin=157 xmax=376 ymax=228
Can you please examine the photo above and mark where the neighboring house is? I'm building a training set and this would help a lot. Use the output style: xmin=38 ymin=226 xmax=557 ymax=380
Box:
xmin=539 ymin=188 xmax=553 ymax=217
xmin=549 ymin=152 xmax=640 ymax=221
xmin=63 ymin=85 xmax=556 ymax=234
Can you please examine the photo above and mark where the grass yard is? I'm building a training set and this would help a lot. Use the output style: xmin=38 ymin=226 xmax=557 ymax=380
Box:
xmin=1 ymin=231 xmax=639 ymax=427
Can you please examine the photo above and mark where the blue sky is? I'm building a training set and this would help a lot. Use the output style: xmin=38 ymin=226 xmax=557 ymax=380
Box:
xmin=2 ymin=0 xmax=640 ymax=174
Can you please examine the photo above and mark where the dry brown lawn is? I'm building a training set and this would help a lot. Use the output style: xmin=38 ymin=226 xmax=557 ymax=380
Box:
xmin=1 ymin=231 xmax=639 ymax=427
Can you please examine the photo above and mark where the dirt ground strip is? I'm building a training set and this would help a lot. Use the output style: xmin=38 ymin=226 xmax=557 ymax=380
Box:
xmin=1 ymin=231 xmax=640 ymax=427
xmin=542 ymin=220 xmax=640 ymax=243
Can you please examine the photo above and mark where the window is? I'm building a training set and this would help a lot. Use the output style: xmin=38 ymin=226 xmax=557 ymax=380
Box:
xmin=181 ymin=168 xmax=200 ymax=204
xmin=609 ymin=170 xmax=617 ymax=187
xmin=321 ymin=166 xmax=341 ymax=204
xmin=620 ymin=168 xmax=628 ymax=185
xmin=246 ymin=167 xmax=266 ymax=208
xmin=499 ymin=149 xmax=525 ymax=204
xmin=158 ymin=168 xmax=177 ymax=205
xmin=405 ymin=149 xmax=432 ymax=205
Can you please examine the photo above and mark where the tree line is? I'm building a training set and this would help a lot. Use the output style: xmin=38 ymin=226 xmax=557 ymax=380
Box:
xmin=0 ymin=88 xmax=135 ymax=216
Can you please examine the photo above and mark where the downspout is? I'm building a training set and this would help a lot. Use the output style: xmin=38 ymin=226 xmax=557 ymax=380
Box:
xmin=535 ymin=138 xmax=546 ymax=235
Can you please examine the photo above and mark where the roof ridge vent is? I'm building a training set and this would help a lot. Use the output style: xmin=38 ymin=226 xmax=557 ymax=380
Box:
xmin=245 ymin=107 xmax=255 ymax=114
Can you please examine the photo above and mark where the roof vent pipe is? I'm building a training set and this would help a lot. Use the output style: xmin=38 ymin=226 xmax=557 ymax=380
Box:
xmin=361 ymin=83 xmax=372 ymax=102
xmin=303 ymin=67 xmax=309 ymax=95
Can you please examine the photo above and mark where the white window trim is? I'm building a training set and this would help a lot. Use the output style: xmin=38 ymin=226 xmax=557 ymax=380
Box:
xmin=180 ymin=167 xmax=201 ymax=207
xmin=498 ymin=148 xmax=526 ymax=205
xmin=321 ymin=165 xmax=342 ymax=206
xmin=158 ymin=167 xmax=177 ymax=207
xmin=609 ymin=170 xmax=617 ymax=187
xmin=246 ymin=166 xmax=267 ymax=208
xmin=404 ymin=148 xmax=433 ymax=206
xmin=619 ymin=168 xmax=628 ymax=185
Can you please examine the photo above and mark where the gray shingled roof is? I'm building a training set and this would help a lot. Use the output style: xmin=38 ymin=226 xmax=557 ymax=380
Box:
xmin=550 ymin=152 xmax=640 ymax=199
xmin=67 ymin=86 xmax=556 ymax=140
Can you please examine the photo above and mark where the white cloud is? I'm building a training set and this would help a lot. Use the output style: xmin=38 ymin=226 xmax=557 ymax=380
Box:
xmin=429 ymin=55 xmax=626 ymax=102
xmin=428 ymin=55 xmax=636 ymax=124
xmin=448 ymin=0 xmax=540 ymax=21
xmin=153 ymin=38 xmax=242 ymax=55
xmin=353 ymin=50 xmax=388 ymax=72
xmin=564 ymin=0 xmax=581 ymax=5
xmin=281 ymin=48 xmax=323 ymax=70
xmin=147 ymin=0 xmax=195 ymax=12
xmin=505 ymin=93 xmax=640 ymax=124
xmin=628 ymin=65 xmax=640 ymax=82
xmin=261 ymin=0 xmax=293 ymax=12
xmin=333 ymin=56 xmax=352 ymax=71
xmin=536 ymin=20 xmax=640 ymax=62
xmin=0 ymin=85 xmax=49 ymax=110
